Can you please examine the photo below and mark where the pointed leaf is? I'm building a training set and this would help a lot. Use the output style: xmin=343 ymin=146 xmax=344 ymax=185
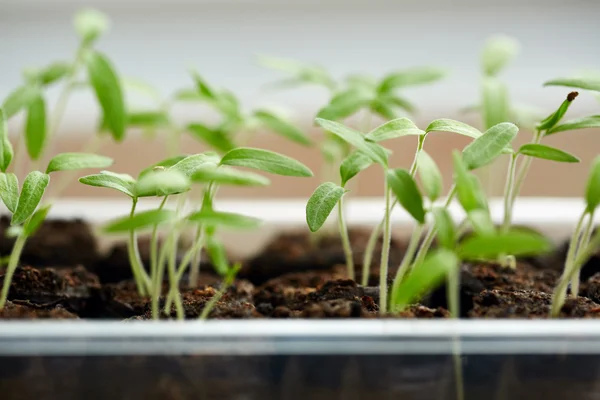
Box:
xmin=432 ymin=208 xmax=456 ymax=249
xmin=340 ymin=151 xmax=373 ymax=187
xmin=173 ymin=88 xmax=204 ymax=102
xmin=74 ymin=8 xmax=109 ymax=45
xmin=316 ymin=88 xmax=372 ymax=121
xmin=104 ymin=209 xmax=177 ymax=233
xmin=128 ymin=111 xmax=170 ymax=128
xmin=458 ymin=231 xmax=551 ymax=259
xmin=518 ymin=144 xmax=579 ymax=163
xmin=369 ymin=98 xmax=397 ymax=120
xmin=0 ymin=173 xmax=19 ymax=213
xmin=315 ymin=118 xmax=388 ymax=166
xmin=537 ymin=92 xmax=578 ymax=131
xmin=384 ymin=94 xmax=417 ymax=113
xmin=392 ymin=249 xmax=459 ymax=310
xmin=86 ymin=51 xmax=126 ymax=141
xmin=0 ymin=108 xmax=13 ymax=172
xmin=378 ymin=67 xmax=447 ymax=93
xmin=544 ymin=78 xmax=600 ymax=93
xmin=548 ymin=115 xmax=600 ymax=135
xmin=135 ymin=169 xmax=190 ymax=197
xmin=187 ymin=209 xmax=262 ymax=229
xmin=462 ymin=122 xmax=518 ymax=170
xmin=79 ymin=171 xmax=136 ymax=198
xmin=482 ymin=77 xmax=510 ymax=130
xmin=23 ymin=204 xmax=52 ymax=236
xmin=28 ymin=62 xmax=71 ymax=86
xmin=467 ymin=209 xmax=496 ymax=236
xmin=253 ymin=110 xmax=312 ymax=146
xmin=169 ymin=152 xmax=220 ymax=177
xmin=481 ymin=35 xmax=520 ymax=77
xmin=425 ymin=118 xmax=482 ymax=139
xmin=138 ymin=155 xmax=187 ymax=179
xmin=585 ymin=156 xmax=600 ymax=213
xmin=387 ymin=168 xmax=426 ymax=224
xmin=306 ymin=182 xmax=345 ymax=232
xmin=191 ymin=70 xmax=217 ymax=100
xmin=453 ymin=151 xmax=487 ymax=212
xmin=46 ymin=152 xmax=113 ymax=174
xmin=25 ymin=94 xmax=47 ymax=160
xmin=187 ymin=123 xmax=235 ymax=154
xmin=191 ymin=165 xmax=270 ymax=186
xmin=206 ymin=238 xmax=229 ymax=276
xmin=219 ymin=147 xmax=313 ymax=177
xmin=12 ymin=171 xmax=49 ymax=226
xmin=417 ymin=151 xmax=442 ymax=201
xmin=2 ymin=85 xmax=40 ymax=118
xmin=365 ymin=118 xmax=423 ymax=142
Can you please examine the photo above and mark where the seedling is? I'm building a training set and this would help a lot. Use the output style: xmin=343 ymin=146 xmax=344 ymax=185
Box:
xmin=0 ymin=112 xmax=113 ymax=309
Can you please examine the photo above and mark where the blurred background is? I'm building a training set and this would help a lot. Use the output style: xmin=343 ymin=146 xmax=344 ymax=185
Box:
xmin=2 ymin=0 xmax=600 ymax=199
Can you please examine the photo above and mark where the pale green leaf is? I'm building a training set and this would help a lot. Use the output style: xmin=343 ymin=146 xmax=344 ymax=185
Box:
xmin=138 ymin=155 xmax=187 ymax=179
xmin=104 ymin=209 xmax=177 ymax=233
xmin=253 ymin=110 xmax=312 ymax=146
xmin=46 ymin=152 xmax=113 ymax=174
xmin=0 ymin=108 xmax=13 ymax=172
xmin=187 ymin=123 xmax=235 ymax=154
xmin=467 ymin=209 xmax=496 ymax=236
xmin=458 ymin=230 xmax=551 ymax=259
xmin=548 ymin=115 xmax=600 ymax=135
xmin=25 ymin=94 xmax=47 ymax=160
xmin=462 ymin=122 xmax=518 ymax=170
xmin=79 ymin=171 xmax=136 ymax=198
xmin=23 ymin=204 xmax=51 ymax=236
xmin=74 ymin=8 xmax=109 ymax=45
xmin=187 ymin=209 xmax=262 ymax=229
xmin=191 ymin=165 xmax=270 ymax=186
xmin=340 ymin=151 xmax=373 ymax=187
xmin=0 ymin=173 xmax=19 ymax=213
xmin=128 ymin=111 xmax=170 ymax=128
xmin=135 ymin=169 xmax=191 ymax=197
xmin=220 ymin=147 xmax=313 ymax=177
xmin=425 ymin=118 xmax=482 ymax=139
xmin=537 ymin=92 xmax=578 ymax=131
xmin=12 ymin=171 xmax=49 ymax=226
xmin=453 ymin=151 xmax=487 ymax=213
xmin=387 ymin=168 xmax=425 ymax=224
xmin=417 ymin=150 xmax=442 ymax=201
xmin=365 ymin=118 xmax=423 ymax=142
xmin=481 ymin=35 xmax=520 ymax=77
xmin=306 ymin=182 xmax=345 ymax=232
xmin=518 ymin=144 xmax=580 ymax=163
xmin=432 ymin=208 xmax=456 ymax=249
xmin=544 ymin=77 xmax=600 ymax=93
xmin=169 ymin=152 xmax=220 ymax=178
xmin=191 ymin=70 xmax=217 ymax=100
xmin=482 ymin=77 xmax=510 ymax=130
xmin=378 ymin=67 xmax=447 ymax=93
xmin=585 ymin=156 xmax=600 ymax=213
xmin=36 ymin=62 xmax=71 ymax=86
xmin=316 ymin=88 xmax=372 ymax=121
xmin=2 ymin=85 xmax=40 ymax=118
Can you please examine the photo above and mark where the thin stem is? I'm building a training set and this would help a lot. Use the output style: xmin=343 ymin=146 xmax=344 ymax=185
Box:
xmin=550 ymin=211 xmax=588 ymax=317
xmin=412 ymin=185 xmax=458 ymax=268
xmin=199 ymin=283 xmax=228 ymax=320
xmin=338 ymin=196 xmax=354 ymax=280
xmin=570 ymin=212 xmax=594 ymax=298
xmin=127 ymin=199 xmax=151 ymax=296
xmin=188 ymin=225 xmax=204 ymax=287
xmin=150 ymin=196 xmax=169 ymax=284
xmin=0 ymin=233 xmax=28 ymax=309
xmin=167 ymin=230 xmax=184 ymax=320
xmin=509 ymin=130 xmax=543 ymax=209
xmin=151 ymin=229 xmax=173 ymax=320
xmin=501 ymin=152 xmax=518 ymax=234
xmin=391 ymin=224 xmax=424 ymax=306
xmin=378 ymin=179 xmax=392 ymax=315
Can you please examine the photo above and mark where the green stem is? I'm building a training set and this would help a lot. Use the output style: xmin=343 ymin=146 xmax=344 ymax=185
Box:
xmin=412 ymin=185 xmax=458 ymax=268
xmin=570 ymin=212 xmax=594 ymax=298
xmin=199 ymin=283 xmax=229 ymax=320
xmin=447 ymin=261 xmax=460 ymax=319
xmin=338 ymin=196 xmax=354 ymax=280
xmin=152 ymin=229 xmax=173 ymax=320
xmin=379 ymin=179 xmax=392 ymax=315
xmin=509 ymin=130 xmax=542 ymax=209
xmin=127 ymin=199 xmax=151 ymax=296
xmin=150 ymin=196 xmax=169 ymax=284
xmin=167 ymin=230 xmax=184 ymax=320
xmin=188 ymin=225 xmax=204 ymax=287
xmin=550 ymin=211 xmax=588 ymax=317
xmin=391 ymin=224 xmax=424 ymax=307
xmin=0 ymin=233 xmax=28 ymax=309
xmin=501 ymin=152 xmax=518 ymax=234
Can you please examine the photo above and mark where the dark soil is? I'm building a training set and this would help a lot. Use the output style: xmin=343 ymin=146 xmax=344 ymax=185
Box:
xmin=1 ymin=218 xmax=599 ymax=320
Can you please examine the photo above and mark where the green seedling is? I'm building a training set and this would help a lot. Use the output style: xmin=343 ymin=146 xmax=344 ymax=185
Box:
xmin=551 ymin=156 xmax=600 ymax=316
xmin=0 ymin=145 xmax=114 ymax=309
xmin=257 ymin=55 xmax=337 ymax=92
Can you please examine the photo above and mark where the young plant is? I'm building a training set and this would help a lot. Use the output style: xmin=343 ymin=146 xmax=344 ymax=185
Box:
xmin=0 ymin=145 xmax=114 ymax=309
xmin=551 ymin=156 xmax=600 ymax=316
xmin=257 ymin=55 xmax=337 ymax=92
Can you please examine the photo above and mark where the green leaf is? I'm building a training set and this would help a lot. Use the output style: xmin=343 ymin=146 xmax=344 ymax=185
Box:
xmin=0 ymin=108 xmax=13 ymax=172
xmin=462 ymin=122 xmax=518 ymax=170
xmin=392 ymin=249 xmax=459 ymax=310
xmin=104 ymin=209 xmax=177 ymax=233
xmin=585 ymin=156 xmax=600 ymax=213
xmin=544 ymin=77 xmax=600 ymax=93
xmin=425 ymin=118 xmax=482 ymax=139
xmin=23 ymin=204 xmax=51 ymax=236
xmin=305 ymin=182 xmax=345 ymax=232
xmin=432 ymin=208 xmax=456 ymax=250
xmin=206 ymin=238 xmax=229 ymax=276
xmin=383 ymin=94 xmax=417 ymax=113
xmin=316 ymin=88 xmax=372 ymax=121
xmin=138 ymin=155 xmax=188 ymax=179
xmin=369 ymin=98 xmax=397 ymax=120
xmin=187 ymin=209 xmax=262 ymax=229
xmin=128 ymin=111 xmax=170 ymax=128
xmin=122 ymin=77 xmax=163 ymax=105
xmin=537 ymin=92 xmax=578 ymax=131
xmin=46 ymin=152 xmax=113 ymax=174
xmin=135 ymin=169 xmax=190 ymax=197
xmin=482 ymin=77 xmax=510 ymax=130
xmin=191 ymin=165 xmax=270 ymax=186
xmin=315 ymin=118 xmax=388 ymax=167
xmin=387 ymin=168 xmax=426 ymax=224
xmin=25 ymin=94 xmax=46 ymax=160
xmin=36 ymin=62 xmax=71 ymax=85
xmin=518 ymin=144 xmax=579 ymax=163
xmin=79 ymin=171 xmax=136 ymax=198
xmin=340 ymin=151 xmax=373 ymax=187
xmin=191 ymin=70 xmax=217 ymax=100
xmin=74 ymin=9 xmax=109 ymax=45
xmin=548 ymin=115 xmax=600 ymax=135
xmin=219 ymin=147 xmax=313 ymax=177
xmin=458 ymin=230 xmax=551 ymax=259
xmin=378 ymin=67 xmax=447 ymax=93
xmin=364 ymin=118 xmax=423 ymax=142
xmin=12 ymin=171 xmax=49 ymax=226
xmin=173 ymin=88 xmax=204 ymax=102
xmin=187 ymin=123 xmax=235 ymax=154
xmin=417 ymin=151 xmax=442 ymax=201
xmin=467 ymin=209 xmax=496 ymax=236
xmin=169 ymin=152 xmax=220 ymax=178
xmin=257 ymin=55 xmax=335 ymax=89
xmin=453 ymin=151 xmax=487 ymax=212
xmin=2 ymin=85 xmax=40 ymax=118
xmin=253 ymin=110 xmax=312 ymax=146
xmin=481 ymin=35 xmax=520 ymax=77
xmin=0 ymin=173 xmax=19 ymax=213
xmin=86 ymin=51 xmax=126 ymax=141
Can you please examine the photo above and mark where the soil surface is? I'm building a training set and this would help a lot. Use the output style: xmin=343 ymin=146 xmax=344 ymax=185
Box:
xmin=0 ymin=218 xmax=598 ymax=320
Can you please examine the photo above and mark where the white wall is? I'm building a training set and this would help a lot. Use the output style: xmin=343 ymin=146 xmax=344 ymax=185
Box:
xmin=1 ymin=0 xmax=599 ymax=131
